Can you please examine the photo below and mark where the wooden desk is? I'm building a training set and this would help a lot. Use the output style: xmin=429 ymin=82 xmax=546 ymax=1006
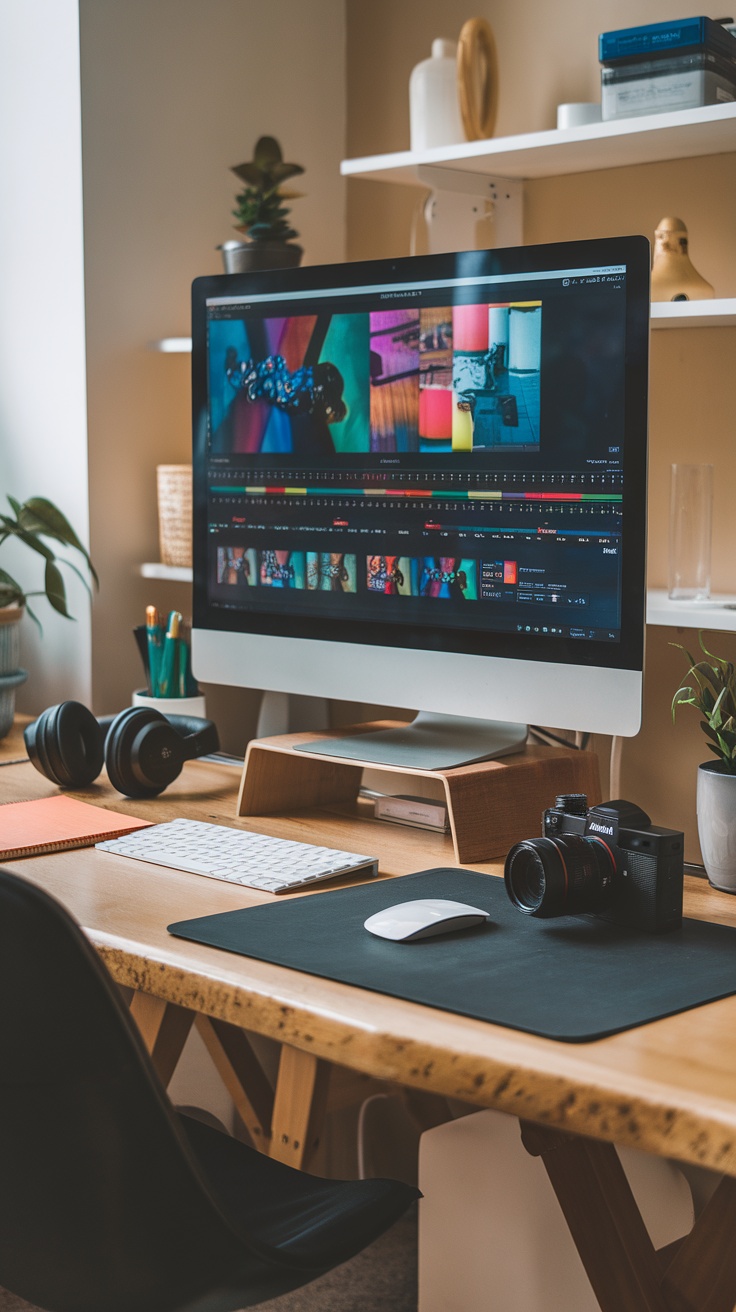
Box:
xmin=4 ymin=722 xmax=736 ymax=1311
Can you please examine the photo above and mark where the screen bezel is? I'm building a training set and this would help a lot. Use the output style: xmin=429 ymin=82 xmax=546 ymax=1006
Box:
xmin=192 ymin=235 xmax=649 ymax=677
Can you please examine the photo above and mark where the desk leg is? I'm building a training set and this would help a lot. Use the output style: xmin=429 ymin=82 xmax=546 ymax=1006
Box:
xmin=270 ymin=1045 xmax=331 ymax=1171
xmin=520 ymin=1121 xmax=670 ymax=1312
xmin=660 ymin=1173 xmax=736 ymax=1312
xmin=129 ymin=993 xmax=193 ymax=1087
xmin=194 ymin=1016 xmax=274 ymax=1152
xmin=521 ymin=1121 xmax=736 ymax=1312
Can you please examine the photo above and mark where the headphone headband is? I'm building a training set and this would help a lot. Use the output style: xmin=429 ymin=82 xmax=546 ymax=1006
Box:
xmin=158 ymin=714 xmax=220 ymax=756
xmin=96 ymin=711 xmax=218 ymax=759
xmin=25 ymin=704 xmax=220 ymax=797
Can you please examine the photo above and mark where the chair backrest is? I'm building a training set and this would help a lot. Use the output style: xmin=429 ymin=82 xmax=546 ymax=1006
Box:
xmin=0 ymin=867 xmax=244 ymax=1312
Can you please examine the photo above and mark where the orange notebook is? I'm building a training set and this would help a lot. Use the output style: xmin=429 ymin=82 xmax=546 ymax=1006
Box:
xmin=0 ymin=795 xmax=152 ymax=860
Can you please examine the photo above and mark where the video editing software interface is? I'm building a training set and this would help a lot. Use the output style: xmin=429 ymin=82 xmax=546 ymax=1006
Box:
xmin=198 ymin=252 xmax=637 ymax=659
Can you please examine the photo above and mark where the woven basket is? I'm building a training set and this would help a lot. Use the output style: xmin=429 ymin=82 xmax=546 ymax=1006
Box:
xmin=157 ymin=465 xmax=192 ymax=568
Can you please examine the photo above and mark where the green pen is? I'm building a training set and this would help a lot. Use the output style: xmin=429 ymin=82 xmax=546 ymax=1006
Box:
xmin=178 ymin=622 xmax=200 ymax=698
xmin=157 ymin=610 xmax=182 ymax=698
xmin=178 ymin=633 xmax=191 ymax=697
xmin=177 ymin=621 xmax=199 ymax=697
xmin=146 ymin=606 xmax=164 ymax=696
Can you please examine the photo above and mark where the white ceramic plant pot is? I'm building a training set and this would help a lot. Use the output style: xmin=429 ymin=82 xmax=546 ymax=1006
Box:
xmin=0 ymin=606 xmax=28 ymax=739
xmin=697 ymin=762 xmax=736 ymax=892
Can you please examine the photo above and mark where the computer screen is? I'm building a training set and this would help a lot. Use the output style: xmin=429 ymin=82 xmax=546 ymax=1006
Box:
xmin=192 ymin=236 xmax=649 ymax=754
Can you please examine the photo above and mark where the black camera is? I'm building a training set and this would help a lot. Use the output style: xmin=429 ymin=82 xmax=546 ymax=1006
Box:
xmin=504 ymin=794 xmax=684 ymax=933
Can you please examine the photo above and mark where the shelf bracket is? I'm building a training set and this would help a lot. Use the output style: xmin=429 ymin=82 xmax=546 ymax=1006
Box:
xmin=415 ymin=166 xmax=523 ymax=251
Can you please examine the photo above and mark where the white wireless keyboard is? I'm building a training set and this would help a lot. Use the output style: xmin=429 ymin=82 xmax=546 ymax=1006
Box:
xmin=96 ymin=818 xmax=378 ymax=893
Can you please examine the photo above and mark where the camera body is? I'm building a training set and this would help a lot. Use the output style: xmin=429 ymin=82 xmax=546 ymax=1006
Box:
xmin=543 ymin=796 xmax=684 ymax=932
xmin=504 ymin=794 xmax=684 ymax=933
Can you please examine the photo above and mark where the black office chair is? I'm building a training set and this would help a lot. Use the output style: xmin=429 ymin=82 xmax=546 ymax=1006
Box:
xmin=0 ymin=868 xmax=418 ymax=1312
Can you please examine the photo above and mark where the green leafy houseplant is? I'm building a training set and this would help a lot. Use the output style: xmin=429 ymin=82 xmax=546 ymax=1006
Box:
xmin=231 ymin=135 xmax=304 ymax=246
xmin=671 ymin=634 xmax=736 ymax=774
xmin=0 ymin=495 xmax=98 ymax=629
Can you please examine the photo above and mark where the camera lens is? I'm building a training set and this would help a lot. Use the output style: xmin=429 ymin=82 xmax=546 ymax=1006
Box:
xmin=504 ymin=835 xmax=616 ymax=918
xmin=504 ymin=844 xmax=547 ymax=911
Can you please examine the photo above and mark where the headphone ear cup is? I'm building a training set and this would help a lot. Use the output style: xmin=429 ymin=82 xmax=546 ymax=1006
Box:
xmin=104 ymin=707 xmax=184 ymax=798
xmin=24 ymin=702 xmax=104 ymax=787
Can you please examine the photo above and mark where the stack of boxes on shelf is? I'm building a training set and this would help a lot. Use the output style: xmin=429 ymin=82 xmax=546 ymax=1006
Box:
xmin=599 ymin=16 xmax=736 ymax=121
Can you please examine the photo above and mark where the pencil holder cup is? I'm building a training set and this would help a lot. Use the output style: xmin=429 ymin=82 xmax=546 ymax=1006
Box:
xmin=132 ymin=690 xmax=207 ymax=718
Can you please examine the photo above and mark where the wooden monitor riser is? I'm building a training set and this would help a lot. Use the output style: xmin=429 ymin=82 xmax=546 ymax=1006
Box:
xmin=237 ymin=723 xmax=600 ymax=864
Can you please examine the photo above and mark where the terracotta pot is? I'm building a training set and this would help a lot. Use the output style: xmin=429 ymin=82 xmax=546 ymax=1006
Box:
xmin=0 ymin=606 xmax=28 ymax=738
xmin=217 ymin=241 xmax=303 ymax=275
xmin=697 ymin=761 xmax=736 ymax=891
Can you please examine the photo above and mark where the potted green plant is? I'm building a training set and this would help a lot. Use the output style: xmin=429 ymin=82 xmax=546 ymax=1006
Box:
xmin=0 ymin=495 xmax=97 ymax=738
xmin=672 ymin=633 xmax=736 ymax=891
xmin=218 ymin=136 xmax=304 ymax=274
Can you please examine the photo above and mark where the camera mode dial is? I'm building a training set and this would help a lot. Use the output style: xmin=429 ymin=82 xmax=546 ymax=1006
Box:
xmin=554 ymin=793 xmax=588 ymax=815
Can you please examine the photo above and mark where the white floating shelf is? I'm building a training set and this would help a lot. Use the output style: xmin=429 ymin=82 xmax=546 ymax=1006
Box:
xmin=647 ymin=589 xmax=736 ymax=631
xmin=140 ymin=562 xmax=193 ymax=582
xmin=148 ymin=337 xmax=192 ymax=353
xmin=650 ymin=298 xmax=736 ymax=328
xmin=342 ymin=103 xmax=736 ymax=186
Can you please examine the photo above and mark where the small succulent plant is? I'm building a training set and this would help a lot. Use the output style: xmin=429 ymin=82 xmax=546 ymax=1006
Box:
xmin=0 ymin=495 xmax=98 ymax=629
xmin=231 ymin=136 xmax=304 ymax=245
xmin=672 ymin=633 xmax=736 ymax=774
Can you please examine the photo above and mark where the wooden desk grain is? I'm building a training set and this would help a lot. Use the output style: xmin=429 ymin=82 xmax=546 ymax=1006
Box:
xmin=4 ymin=746 xmax=736 ymax=1178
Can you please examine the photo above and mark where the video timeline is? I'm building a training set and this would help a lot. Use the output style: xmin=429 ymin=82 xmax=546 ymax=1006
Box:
xmin=213 ymin=546 xmax=620 ymax=639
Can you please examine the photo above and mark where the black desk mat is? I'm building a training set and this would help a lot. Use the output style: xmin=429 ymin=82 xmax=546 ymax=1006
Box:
xmin=168 ymin=869 xmax=736 ymax=1042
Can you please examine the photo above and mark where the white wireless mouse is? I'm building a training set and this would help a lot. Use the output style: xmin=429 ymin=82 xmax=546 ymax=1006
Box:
xmin=364 ymin=898 xmax=490 ymax=942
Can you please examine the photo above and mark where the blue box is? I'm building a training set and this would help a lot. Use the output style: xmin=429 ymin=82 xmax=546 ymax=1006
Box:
xmin=599 ymin=16 xmax=736 ymax=64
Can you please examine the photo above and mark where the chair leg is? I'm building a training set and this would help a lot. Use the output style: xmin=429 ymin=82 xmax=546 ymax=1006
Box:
xmin=270 ymin=1045 xmax=331 ymax=1171
xmin=129 ymin=992 xmax=194 ymax=1087
xmin=194 ymin=1015 xmax=274 ymax=1151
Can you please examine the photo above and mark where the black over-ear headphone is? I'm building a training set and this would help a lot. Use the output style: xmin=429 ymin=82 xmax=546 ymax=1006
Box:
xmin=24 ymin=702 xmax=220 ymax=799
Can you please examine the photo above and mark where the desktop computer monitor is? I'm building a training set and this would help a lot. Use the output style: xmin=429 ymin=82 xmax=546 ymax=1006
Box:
xmin=191 ymin=236 xmax=649 ymax=768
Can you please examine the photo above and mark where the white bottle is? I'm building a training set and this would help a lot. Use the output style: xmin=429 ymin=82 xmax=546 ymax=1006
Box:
xmin=409 ymin=39 xmax=464 ymax=152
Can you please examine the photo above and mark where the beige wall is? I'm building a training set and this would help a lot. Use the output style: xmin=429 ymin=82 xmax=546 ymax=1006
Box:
xmin=80 ymin=0 xmax=347 ymax=734
xmin=345 ymin=0 xmax=736 ymax=859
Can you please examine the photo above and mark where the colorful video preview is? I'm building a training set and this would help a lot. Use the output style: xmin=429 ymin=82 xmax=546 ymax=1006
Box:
xmin=217 ymin=548 xmax=357 ymax=593
xmin=217 ymin=548 xmax=480 ymax=601
xmin=208 ymin=303 xmax=541 ymax=458
xmin=366 ymin=556 xmax=478 ymax=599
